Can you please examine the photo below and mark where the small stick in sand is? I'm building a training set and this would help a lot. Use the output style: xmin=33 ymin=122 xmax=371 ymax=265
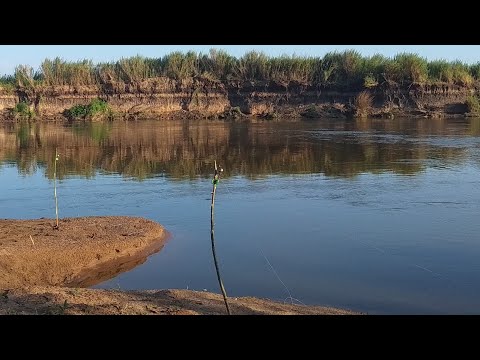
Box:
xmin=53 ymin=148 xmax=60 ymax=230
xmin=29 ymin=235 xmax=35 ymax=246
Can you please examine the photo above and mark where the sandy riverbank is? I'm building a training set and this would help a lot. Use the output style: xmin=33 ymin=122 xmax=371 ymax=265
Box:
xmin=0 ymin=286 xmax=359 ymax=315
xmin=0 ymin=216 xmax=360 ymax=315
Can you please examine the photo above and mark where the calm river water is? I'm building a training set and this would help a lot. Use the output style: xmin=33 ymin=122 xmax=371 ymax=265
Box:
xmin=1 ymin=118 xmax=479 ymax=314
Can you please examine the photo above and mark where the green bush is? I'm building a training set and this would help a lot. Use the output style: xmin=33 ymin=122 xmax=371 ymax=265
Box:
xmin=116 ymin=56 xmax=161 ymax=83
xmin=199 ymin=49 xmax=236 ymax=81
xmin=66 ymin=99 xmax=112 ymax=120
xmin=429 ymin=60 xmax=454 ymax=83
xmin=451 ymin=61 xmax=474 ymax=86
xmin=234 ymin=51 xmax=270 ymax=82
xmin=362 ymin=54 xmax=388 ymax=77
xmin=13 ymin=102 xmax=34 ymax=119
xmin=68 ymin=104 xmax=88 ymax=119
xmin=339 ymin=50 xmax=364 ymax=87
xmin=89 ymin=98 xmax=109 ymax=115
xmin=163 ymin=51 xmax=199 ymax=80
xmin=393 ymin=53 xmax=428 ymax=84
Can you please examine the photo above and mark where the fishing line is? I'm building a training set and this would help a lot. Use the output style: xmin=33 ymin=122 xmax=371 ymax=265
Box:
xmin=357 ymin=240 xmax=453 ymax=284
xmin=259 ymin=248 xmax=305 ymax=306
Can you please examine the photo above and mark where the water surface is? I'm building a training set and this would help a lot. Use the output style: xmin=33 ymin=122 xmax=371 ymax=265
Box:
xmin=1 ymin=117 xmax=479 ymax=314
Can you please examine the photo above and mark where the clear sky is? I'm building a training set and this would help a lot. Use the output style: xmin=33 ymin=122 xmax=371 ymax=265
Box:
xmin=1 ymin=45 xmax=480 ymax=76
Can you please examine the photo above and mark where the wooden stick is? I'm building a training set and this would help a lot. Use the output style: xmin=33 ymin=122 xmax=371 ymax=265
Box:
xmin=53 ymin=147 xmax=59 ymax=229
xmin=210 ymin=160 xmax=231 ymax=315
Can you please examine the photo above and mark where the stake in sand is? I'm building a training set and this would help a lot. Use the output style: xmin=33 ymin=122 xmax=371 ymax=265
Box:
xmin=210 ymin=160 xmax=231 ymax=315
xmin=53 ymin=148 xmax=60 ymax=229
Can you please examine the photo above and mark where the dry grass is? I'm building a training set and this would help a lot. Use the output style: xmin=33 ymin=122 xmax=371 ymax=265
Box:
xmin=354 ymin=91 xmax=373 ymax=118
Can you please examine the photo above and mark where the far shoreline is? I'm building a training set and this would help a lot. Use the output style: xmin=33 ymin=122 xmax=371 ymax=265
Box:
xmin=2 ymin=79 xmax=479 ymax=123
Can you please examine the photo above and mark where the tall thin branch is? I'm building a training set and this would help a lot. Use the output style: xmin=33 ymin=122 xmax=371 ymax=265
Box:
xmin=53 ymin=147 xmax=59 ymax=229
xmin=210 ymin=160 xmax=231 ymax=315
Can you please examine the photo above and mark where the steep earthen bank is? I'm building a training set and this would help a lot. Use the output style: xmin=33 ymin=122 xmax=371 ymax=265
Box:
xmin=0 ymin=78 xmax=476 ymax=121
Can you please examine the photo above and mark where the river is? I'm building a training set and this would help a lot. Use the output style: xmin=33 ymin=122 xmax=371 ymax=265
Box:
xmin=0 ymin=117 xmax=479 ymax=314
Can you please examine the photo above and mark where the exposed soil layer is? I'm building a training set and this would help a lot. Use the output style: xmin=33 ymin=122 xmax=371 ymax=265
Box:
xmin=0 ymin=79 xmax=476 ymax=121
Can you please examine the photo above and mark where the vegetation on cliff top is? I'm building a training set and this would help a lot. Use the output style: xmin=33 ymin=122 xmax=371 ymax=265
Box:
xmin=1 ymin=49 xmax=479 ymax=92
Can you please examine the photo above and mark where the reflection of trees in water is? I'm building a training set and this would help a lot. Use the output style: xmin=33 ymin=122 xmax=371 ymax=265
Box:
xmin=0 ymin=119 xmax=471 ymax=180
xmin=468 ymin=117 xmax=480 ymax=136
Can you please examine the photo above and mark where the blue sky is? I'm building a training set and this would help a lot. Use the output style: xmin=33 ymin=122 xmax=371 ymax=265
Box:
xmin=1 ymin=45 xmax=480 ymax=76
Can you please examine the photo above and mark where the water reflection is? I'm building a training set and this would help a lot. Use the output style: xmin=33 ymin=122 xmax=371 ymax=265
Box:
xmin=0 ymin=117 xmax=479 ymax=180
xmin=65 ymin=237 xmax=167 ymax=288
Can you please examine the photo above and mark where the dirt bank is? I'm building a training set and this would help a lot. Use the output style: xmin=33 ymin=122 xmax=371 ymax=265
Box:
xmin=0 ymin=286 xmax=360 ymax=315
xmin=0 ymin=78 xmax=476 ymax=121
xmin=0 ymin=217 xmax=168 ymax=288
